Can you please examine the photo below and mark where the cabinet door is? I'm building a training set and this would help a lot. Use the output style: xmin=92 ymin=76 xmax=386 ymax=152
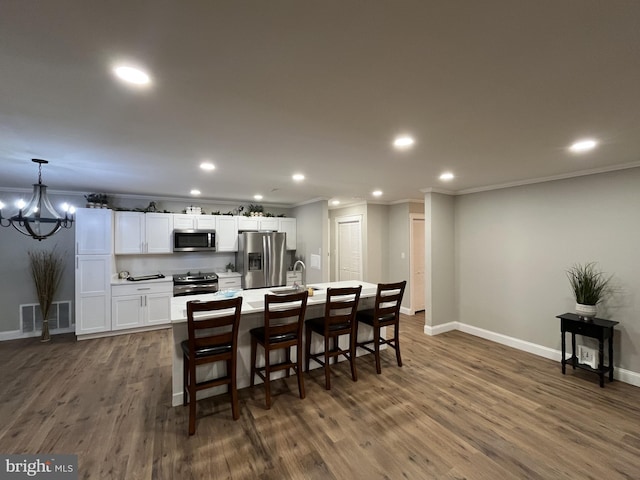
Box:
xmin=259 ymin=218 xmax=279 ymax=231
xmin=195 ymin=216 xmax=216 ymax=230
xmin=216 ymin=216 xmax=238 ymax=252
xmin=237 ymin=217 xmax=259 ymax=231
xmin=146 ymin=213 xmax=173 ymax=253
xmin=173 ymin=214 xmax=196 ymax=230
xmin=112 ymin=295 xmax=144 ymax=330
xmin=145 ymin=292 xmax=172 ymax=326
xmin=76 ymin=208 xmax=113 ymax=255
xmin=75 ymin=255 xmax=111 ymax=335
xmin=115 ymin=212 xmax=145 ymax=254
xmin=278 ymin=218 xmax=296 ymax=250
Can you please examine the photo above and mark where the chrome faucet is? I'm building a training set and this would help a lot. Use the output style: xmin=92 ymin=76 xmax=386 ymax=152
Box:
xmin=293 ymin=260 xmax=306 ymax=289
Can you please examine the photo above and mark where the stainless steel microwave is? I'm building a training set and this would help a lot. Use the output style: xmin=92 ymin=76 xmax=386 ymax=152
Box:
xmin=173 ymin=230 xmax=216 ymax=252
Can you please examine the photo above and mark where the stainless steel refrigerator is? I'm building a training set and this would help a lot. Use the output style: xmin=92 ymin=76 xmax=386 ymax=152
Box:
xmin=237 ymin=232 xmax=287 ymax=289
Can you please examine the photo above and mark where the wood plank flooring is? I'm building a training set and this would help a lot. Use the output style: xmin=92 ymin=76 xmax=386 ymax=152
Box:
xmin=1 ymin=313 xmax=639 ymax=479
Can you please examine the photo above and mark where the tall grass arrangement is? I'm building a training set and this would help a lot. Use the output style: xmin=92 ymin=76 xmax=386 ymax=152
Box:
xmin=28 ymin=248 xmax=65 ymax=342
xmin=566 ymin=262 xmax=611 ymax=306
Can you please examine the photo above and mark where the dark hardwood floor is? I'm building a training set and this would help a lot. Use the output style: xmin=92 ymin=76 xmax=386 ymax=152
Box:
xmin=1 ymin=313 xmax=639 ymax=479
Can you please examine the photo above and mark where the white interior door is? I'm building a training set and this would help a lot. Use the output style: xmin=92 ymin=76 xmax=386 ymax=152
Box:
xmin=336 ymin=216 xmax=362 ymax=281
xmin=410 ymin=215 xmax=426 ymax=313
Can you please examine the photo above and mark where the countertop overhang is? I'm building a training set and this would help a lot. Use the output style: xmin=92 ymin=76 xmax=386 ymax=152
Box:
xmin=171 ymin=280 xmax=378 ymax=322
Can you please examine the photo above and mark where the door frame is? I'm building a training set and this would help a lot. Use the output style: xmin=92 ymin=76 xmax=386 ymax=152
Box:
xmin=409 ymin=213 xmax=426 ymax=314
xmin=334 ymin=214 xmax=363 ymax=281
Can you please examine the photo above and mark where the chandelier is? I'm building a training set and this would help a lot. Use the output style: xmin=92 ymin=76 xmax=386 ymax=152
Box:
xmin=0 ymin=159 xmax=75 ymax=241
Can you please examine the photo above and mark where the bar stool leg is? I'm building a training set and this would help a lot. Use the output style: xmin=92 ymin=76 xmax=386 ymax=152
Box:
xmin=373 ymin=325 xmax=382 ymax=374
xmin=250 ymin=336 xmax=257 ymax=387
xmin=324 ymin=335 xmax=331 ymax=390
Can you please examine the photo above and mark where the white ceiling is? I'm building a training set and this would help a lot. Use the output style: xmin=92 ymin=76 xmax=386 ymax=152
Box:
xmin=1 ymin=1 xmax=639 ymax=207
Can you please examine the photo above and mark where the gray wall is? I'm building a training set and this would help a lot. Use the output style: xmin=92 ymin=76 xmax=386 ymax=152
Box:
xmin=365 ymin=203 xmax=389 ymax=284
xmin=388 ymin=203 xmax=411 ymax=308
xmin=292 ymin=200 xmax=328 ymax=284
xmin=0 ymin=191 xmax=82 ymax=334
xmin=455 ymin=168 xmax=640 ymax=373
xmin=425 ymin=192 xmax=457 ymax=328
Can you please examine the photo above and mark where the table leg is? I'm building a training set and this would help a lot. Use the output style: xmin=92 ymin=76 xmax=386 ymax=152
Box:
xmin=608 ymin=329 xmax=614 ymax=382
xmin=598 ymin=338 xmax=605 ymax=388
xmin=571 ymin=333 xmax=576 ymax=370
xmin=561 ymin=329 xmax=566 ymax=374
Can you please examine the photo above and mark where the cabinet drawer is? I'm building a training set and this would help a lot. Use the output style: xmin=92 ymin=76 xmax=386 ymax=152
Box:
xmin=112 ymin=282 xmax=173 ymax=296
xmin=219 ymin=278 xmax=242 ymax=289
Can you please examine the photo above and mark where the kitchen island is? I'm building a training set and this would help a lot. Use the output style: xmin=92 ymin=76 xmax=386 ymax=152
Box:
xmin=170 ymin=280 xmax=379 ymax=406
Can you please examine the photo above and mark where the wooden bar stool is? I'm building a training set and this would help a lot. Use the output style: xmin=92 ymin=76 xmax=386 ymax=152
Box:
xmin=250 ymin=290 xmax=308 ymax=409
xmin=304 ymin=285 xmax=362 ymax=390
xmin=182 ymin=296 xmax=242 ymax=435
xmin=356 ymin=281 xmax=406 ymax=374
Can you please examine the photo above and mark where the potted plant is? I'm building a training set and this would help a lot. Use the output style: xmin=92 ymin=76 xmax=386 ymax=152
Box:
xmin=566 ymin=262 xmax=612 ymax=319
xmin=28 ymin=248 xmax=65 ymax=342
xmin=226 ymin=263 xmax=235 ymax=273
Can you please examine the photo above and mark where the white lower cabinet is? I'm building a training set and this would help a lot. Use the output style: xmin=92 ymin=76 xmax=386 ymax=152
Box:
xmin=218 ymin=274 xmax=242 ymax=290
xmin=75 ymin=255 xmax=112 ymax=335
xmin=111 ymin=282 xmax=173 ymax=330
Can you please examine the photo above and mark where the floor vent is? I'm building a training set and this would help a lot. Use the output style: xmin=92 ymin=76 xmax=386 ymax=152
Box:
xmin=20 ymin=301 xmax=74 ymax=336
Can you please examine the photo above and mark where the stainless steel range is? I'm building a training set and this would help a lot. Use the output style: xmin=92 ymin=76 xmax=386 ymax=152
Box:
xmin=173 ymin=271 xmax=219 ymax=297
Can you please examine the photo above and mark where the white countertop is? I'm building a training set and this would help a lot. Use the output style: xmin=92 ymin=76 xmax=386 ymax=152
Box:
xmin=171 ymin=280 xmax=378 ymax=323
xmin=111 ymin=275 xmax=172 ymax=286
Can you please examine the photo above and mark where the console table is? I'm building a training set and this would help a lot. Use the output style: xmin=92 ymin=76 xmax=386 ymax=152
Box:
xmin=557 ymin=313 xmax=618 ymax=387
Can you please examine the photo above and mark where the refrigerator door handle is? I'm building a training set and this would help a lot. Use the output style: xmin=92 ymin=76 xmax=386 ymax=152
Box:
xmin=263 ymin=234 xmax=270 ymax=287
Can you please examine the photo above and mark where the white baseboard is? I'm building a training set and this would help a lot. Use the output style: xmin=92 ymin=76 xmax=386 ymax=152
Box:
xmin=0 ymin=327 xmax=75 ymax=342
xmin=77 ymin=324 xmax=171 ymax=341
xmin=425 ymin=321 xmax=640 ymax=388
xmin=424 ymin=321 xmax=457 ymax=336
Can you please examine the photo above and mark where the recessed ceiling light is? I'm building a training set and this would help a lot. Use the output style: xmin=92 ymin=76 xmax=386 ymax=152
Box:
xmin=190 ymin=189 xmax=201 ymax=196
xmin=200 ymin=162 xmax=215 ymax=171
xmin=393 ymin=135 xmax=415 ymax=150
xmin=292 ymin=173 xmax=305 ymax=181
xmin=569 ymin=138 xmax=598 ymax=153
xmin=254 ymin=194 xmax=263 ymax=200
xmin=372 ymin=190 xmax=383 ymax=197
xmin=439 ymin=172 xmax=455 ymax=181
xmin=113 ymin=65 xmax=151 ymax=86
xmin=331 ymin=200 xmax=340 ymax=206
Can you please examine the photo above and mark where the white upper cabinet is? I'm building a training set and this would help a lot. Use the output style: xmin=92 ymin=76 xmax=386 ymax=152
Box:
xmin=236 ymin=216 xmax=259 ymax=231
xmin=195 ymin=215 xmax=216 ymax=230
xmin=259 ymin=217 xmax=279 ymax=231
xmin=75 ymin=208 xmax=113 ymax=255
xmin=216 ymin=216 xmax=238 ymax=251
xmin=237 ymin=216 xmax=279 ymax=231
xmin=173 ymin=214 xmax=196 ymax=230
xmin=115 ymin=212 xmax=145 ymax=254
xmin=173 ymin=214 xmax=216 ymax=230
xmin=115 ymin=212 xmax=173 ymax=254
xmin=146 ymin=213 xmax=173 ymax=253
xmin=278 ymin=217 xmax=297 ymax=250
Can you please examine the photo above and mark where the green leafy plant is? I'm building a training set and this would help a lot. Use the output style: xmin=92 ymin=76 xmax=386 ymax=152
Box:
xmin=226 ymin=263 xmax=235 ymax=272
xmin=28 ymin=247 xmax=65 ymax=342
xmin=566 ymin=262 xmax=612 ymax=306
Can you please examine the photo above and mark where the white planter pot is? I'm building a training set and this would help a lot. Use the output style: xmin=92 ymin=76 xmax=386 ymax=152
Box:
xmin=575 ymin=303 xmax=597 ymax=319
